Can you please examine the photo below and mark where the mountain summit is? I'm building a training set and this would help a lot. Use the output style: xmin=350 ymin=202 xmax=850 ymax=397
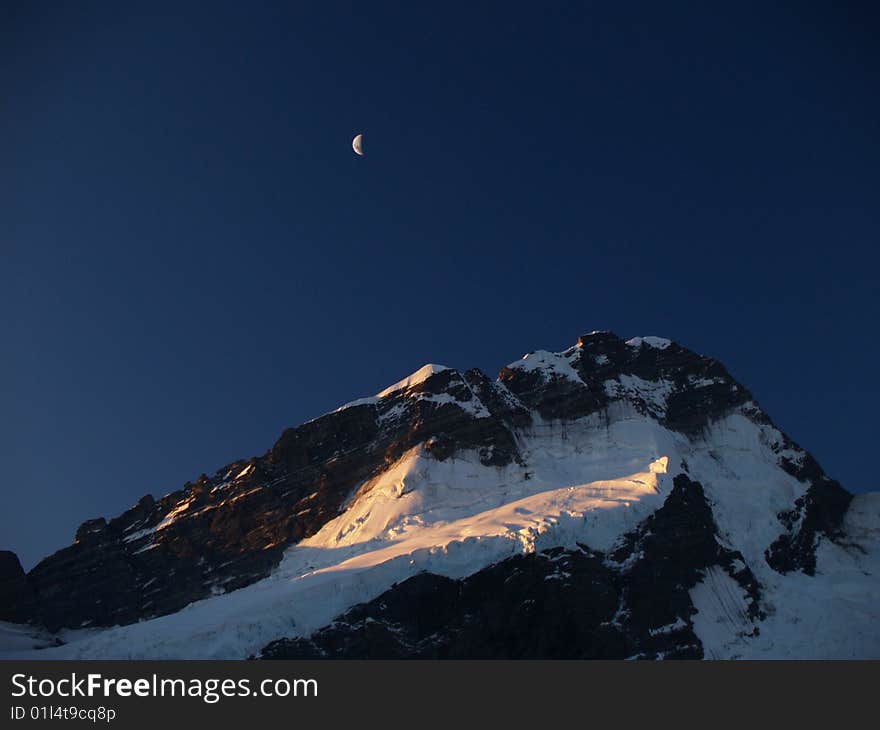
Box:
xmin=1 ymin=331 xmax=877 ymax=658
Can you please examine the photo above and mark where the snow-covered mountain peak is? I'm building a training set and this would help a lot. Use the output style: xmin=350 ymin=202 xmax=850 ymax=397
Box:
xmin=1 ymin=330 xmax=875 ymax=660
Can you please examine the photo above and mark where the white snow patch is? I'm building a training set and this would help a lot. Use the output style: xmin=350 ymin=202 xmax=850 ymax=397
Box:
xmin=413 ymin=391 xmax=491 ymax=419
xmin=0 ymin=622 xmax=58 ymax=652
xmin=626 ymin=336 xmax=672 ymax=350
xmin=726 ymin=492 xmax=880 ymax=659
xmin=605 ymin=375 xmax=675 ymax=417
xmin=690 ymin=566 xmax=753 ymax=658
xmin=333 ymin=364 xmax=454 ymax=415
xmin=122 ymin=498 xmax=199 ymax=551
xmin=649 ymin=617 xmax=688 ymax=637
xmin=122 ymin=526 xmax=156 ymax=544
xmin=155 ymin=498 xmax=194 ymax=531
xmin=376 ymin=364 xmax=450 ymax=398
xmin=334 ymin=396 xmax=379 ymax=412
xmin=506 ymin=350 xmax=584 ymax=384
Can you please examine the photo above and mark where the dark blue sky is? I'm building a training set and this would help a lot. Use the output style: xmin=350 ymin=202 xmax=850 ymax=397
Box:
xmin=2 ymin=2 xmax=878 ymax=568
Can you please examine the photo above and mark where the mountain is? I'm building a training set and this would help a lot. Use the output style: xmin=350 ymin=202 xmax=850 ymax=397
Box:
xmin=1 ymin=331 xmax=877 ymax=659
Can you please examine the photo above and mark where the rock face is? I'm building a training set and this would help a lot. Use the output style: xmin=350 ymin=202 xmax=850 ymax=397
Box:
xmin=0 ymin=330 xmax=868 ymax=660
xmin=765 ymin=456 xmax=853 ymax=575
xmin=260 ymin=475 xmax=762 ymax=659
xmin=0 ymin=552 xmax=37 ymax=623
xmin=498 ymin=333 xmax=752 ymax=432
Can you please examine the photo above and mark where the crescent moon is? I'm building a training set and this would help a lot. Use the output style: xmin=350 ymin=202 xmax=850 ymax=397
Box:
xmin=352 ymin=134 xmax=363 ymax=156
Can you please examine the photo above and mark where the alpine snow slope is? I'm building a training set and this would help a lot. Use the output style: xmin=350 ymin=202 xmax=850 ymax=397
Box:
xmin=1 ymin=331 xmax=877 ymax=659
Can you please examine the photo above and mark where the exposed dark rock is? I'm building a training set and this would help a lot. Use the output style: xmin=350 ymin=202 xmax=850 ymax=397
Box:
xmin=74 ymin=518 xmax=108 ymax=543
xmin=495 ymin=332 xmax=753 ymax=433
xmin=260 ymin=475 xmax=763 ymax=659
xmin=462 ymin=368 xmax=532 ymax=431
xmin=610 ymin=474 xmax=764 ymax=627
xmin=765 ymin=477 xmax=853 ymax=575
xmin=27 ymin=540 xmax=140 ymax=630
xmin=761 ymin=426 xmax=854 ymax=575
xmin=0 ymin=551 xmax=38 ymax=623
xmin=370 ymin=368 xmax=522 ymax=467
xmin=574 ymin=332 xmax=753 ymax=434
xmin=499 ymin=358 xmax=606 ymax=422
